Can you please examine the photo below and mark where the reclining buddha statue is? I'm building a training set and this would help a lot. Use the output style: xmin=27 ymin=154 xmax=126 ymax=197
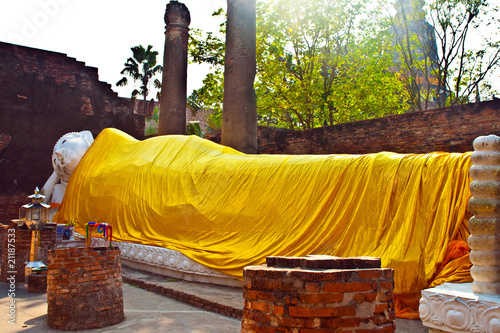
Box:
xmin=53 ymin=127 xmax=473 ymax=317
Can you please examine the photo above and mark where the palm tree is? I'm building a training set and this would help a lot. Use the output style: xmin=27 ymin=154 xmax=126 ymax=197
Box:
xmin=116 ymin=45 xmax=162 ymax=102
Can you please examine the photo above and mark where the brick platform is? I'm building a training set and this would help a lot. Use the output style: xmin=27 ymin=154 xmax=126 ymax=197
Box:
xmin=47 ymin=246 xmax=124 ymax=331
xmin=242 ymin=255 xmax=395 ymax=332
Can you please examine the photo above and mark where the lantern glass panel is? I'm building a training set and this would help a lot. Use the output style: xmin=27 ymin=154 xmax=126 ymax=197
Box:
xmin=19 ymin=207 xmax=26 ymax=220
xmin=40 ymin=209 xmax=48 ymax=222
xmin=32 ymin=208 xmax=40 ymax=221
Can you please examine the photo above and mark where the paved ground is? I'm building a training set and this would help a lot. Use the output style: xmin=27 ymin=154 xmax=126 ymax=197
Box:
xmin=0 ymin=266 xmax=428 ymax=332
xmin=0 ymin=282 xmax=241 ymax=333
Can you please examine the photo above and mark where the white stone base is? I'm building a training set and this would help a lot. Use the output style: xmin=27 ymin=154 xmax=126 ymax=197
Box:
xmin=91 ymin=238 xmax=242 ymax=288
xmin=420 ymin=283 xmax=500 ymax=333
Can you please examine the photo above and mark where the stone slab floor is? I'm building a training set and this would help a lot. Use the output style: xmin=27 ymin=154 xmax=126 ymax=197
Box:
xmin=0 ymin=282 xmax=240 ymax=333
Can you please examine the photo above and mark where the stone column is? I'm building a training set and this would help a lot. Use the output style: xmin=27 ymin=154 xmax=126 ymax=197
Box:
xmin=419 ymin=135 xmax=500 ymax=333
xmin=221 ymin=0 xmax=258 ymax=154
xmin=468 ymin=134 xmax=500 ymax=294
xmin=158 ymin=1 xmax=191 ymax=135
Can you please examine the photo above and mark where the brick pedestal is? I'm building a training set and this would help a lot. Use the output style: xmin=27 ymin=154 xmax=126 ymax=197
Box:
xmin=47 ymin=246 xmax=124 ymax=331
xmin=28 ymin=273 xmax=47 ymax=293
xmin=37 ymin=224 xmax=57 ymax=264
xmin=242 ymin=256 xmax=395 ymax=332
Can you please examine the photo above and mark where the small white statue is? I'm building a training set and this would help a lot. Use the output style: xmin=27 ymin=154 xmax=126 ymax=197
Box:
xmin=41 ymin=131 xmax=94 ymax=213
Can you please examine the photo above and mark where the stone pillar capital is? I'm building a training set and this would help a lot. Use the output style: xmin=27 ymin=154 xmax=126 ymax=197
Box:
xmin=165 ymin=1 xmax=191 ymax=31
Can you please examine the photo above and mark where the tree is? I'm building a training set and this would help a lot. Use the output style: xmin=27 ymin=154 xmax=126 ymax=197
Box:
xmin=255 ymin=0 xmax=411 ymax=129
xmin=256 ymin=0 xmax=409 ymax=130
xmin=188 ymin=9 xmax=226 ymax=121
xmin=391 ymin=0 xmax=500 ymax=109
xmin=116 ymin=45 xmax=163 ymax=102
xmin=189 ymin=1 xmax=409 ymax=130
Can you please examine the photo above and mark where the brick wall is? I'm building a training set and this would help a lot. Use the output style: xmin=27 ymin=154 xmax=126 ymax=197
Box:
xmin=0 ymin=226 xmax=5 ymax=268
xmin=0 ymin=41 xmax=145 ymax=196
xmin=242 ymin=256 xmax=395 ymax=333
xmin=47 ymin=246 xmax=124 ymax=330
xmin=259 ymin=99 xmax=500 ymax=155
xmin=0 ymin=194 xmax=28 ymax=225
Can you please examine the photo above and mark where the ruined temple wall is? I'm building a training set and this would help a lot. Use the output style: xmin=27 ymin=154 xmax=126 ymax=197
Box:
xmin=0 ymin=42 xmax=144 ymax=199
xmin=259 ymin=99 xmax=500 ymax=155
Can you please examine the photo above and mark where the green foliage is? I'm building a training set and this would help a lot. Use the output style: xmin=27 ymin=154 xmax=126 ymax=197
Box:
xmin=150 ymin=107 xmax=159 ymax=122
xmin=187 ymin=10 xmax=226 ymax=123
xmin=186 ymin=121 xmax=205 ymax=138
xmin=189 ymin=0 xmax=499 ymax=124
xmin=207 ymin=115 xmax=222 ymax=133
xmin=255 ymin=0 xmax=408 ymax=129
xmin=188 ymin=0 xmax=408 ymax=130
xmin=391 ymin=0 xmax=500 ymax=108
xmin=144 ymin=106 xmax=159 ymax=136
xmin=189 ymin=14 xmax=225 ymax=67
xmin=117 ymin=45 xmax=163 ymax=101
xmin=145 ymin=125 xmax=157 ymax=137
xmin=187 ymin=69 xmax=224 ymax=116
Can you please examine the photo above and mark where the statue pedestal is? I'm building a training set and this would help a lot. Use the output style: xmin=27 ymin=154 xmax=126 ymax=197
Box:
xmin=420 ymin=283 xmax=500 ymax=332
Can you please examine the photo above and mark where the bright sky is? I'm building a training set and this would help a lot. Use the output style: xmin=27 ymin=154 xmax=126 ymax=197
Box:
xmin=0 ymin=0 xmax=499 ymax=98
xmin=0 ymin=0 xmax=227 ymax=98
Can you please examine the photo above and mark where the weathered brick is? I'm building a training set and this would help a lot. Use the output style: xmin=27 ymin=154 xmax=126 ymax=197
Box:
xmin=365 ymin=292 xmax=378 ymax=302
xmin=289 ymin=269 xmax=354 ymax=282
xmin=322 ymin=281 xmax=374 ymax=293
xmin=377 ymin=290 xmax=394 ymax=302
xmin=288 ymin=305 xmax=356 ymax=318
xmin=357 ymin=269 xmax=383 ymax=279
xmin=272 ymin=304 xmax=285 ymax=316
xmin=276 ymin=316 xmax=305 ymax=328
xmin=374 ymin=303 xmax=389 ymax=314
xmin=300 ymin=293 xmax=344 ymax=304
xmin=381 ymin=269 xmax=394 ymax=279
xmin=305 ymin=282 xmax=320 ymax=292
xmin=243 ymin=309 xmax=271 ymax=324
xmin=248 ymin=300 xmax=272 ymax=313
xmin=378 ymin=281 xmax=394 ymax=291
xmin=353 ymin=293 xmax=366 ymax=303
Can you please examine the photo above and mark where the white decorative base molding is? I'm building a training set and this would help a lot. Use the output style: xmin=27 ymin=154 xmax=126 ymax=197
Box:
xmin=420 ymin=283 xmax=500 ymax=333
xmin=91 ymin=238 xmax=242 ymax=288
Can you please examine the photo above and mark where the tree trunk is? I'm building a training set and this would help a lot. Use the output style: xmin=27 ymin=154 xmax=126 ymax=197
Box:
xmin=221 ymin=0 xmax=258 ymax=154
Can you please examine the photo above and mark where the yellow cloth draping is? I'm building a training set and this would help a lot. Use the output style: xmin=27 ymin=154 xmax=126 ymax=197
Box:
xmin=55 ymin=128 xmax=473 ymax=317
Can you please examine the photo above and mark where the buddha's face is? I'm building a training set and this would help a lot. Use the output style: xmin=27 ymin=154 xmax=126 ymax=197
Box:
xmin=52 ymin=131 xmax=94 ymax=183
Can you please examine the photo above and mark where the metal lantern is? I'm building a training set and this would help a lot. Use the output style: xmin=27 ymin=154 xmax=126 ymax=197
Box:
xmin=21 ymin=187 xmax=51 ymax=276
xmin=20 ymin=187 xmax=50 ymax=229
